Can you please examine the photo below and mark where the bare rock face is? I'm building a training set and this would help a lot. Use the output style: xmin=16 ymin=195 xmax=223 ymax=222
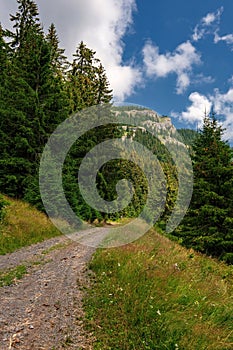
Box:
xmin=113 ymin=107 xmax=186 ymax=147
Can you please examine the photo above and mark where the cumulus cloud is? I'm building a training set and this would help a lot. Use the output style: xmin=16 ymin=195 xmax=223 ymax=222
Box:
xmin=0 ymin=0 xmax=142 ymax=101
xmin=214 ymin=32 xmax=233 ymax=47
xmin=172 ymin=92 xmax=212 ymax=124
xmin=211 ymin=88 xmax=233 ymax=141
xmin=142 ymin=40 xmax=201 ymax=94
xmin=192 ymin=7 xmax=223 ymax=41
xmin=172 ymin=87 xmax=233 ymax=142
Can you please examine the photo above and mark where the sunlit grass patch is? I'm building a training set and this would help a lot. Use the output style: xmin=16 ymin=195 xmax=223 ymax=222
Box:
xmin=85 ymin=228 xmax=233 ymax=349
xmin=0 ymin=265 xmax=27 ymax=287
xmin=0 ymin=195 xmax=61 ymax=255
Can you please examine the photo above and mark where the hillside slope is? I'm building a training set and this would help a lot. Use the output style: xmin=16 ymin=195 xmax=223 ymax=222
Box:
xmin=0 ymin=195 xmax=61 ymax=255
xmin=85 ymin=228 xmax=233 ymax=349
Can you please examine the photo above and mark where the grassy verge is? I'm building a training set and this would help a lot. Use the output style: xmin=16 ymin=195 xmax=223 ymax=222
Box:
xmin=85 ymin=228 xmax=233 ymax=350
xmin=0 ymin=195 xmax=61 ymax=255
xmin=0 ymin=265 xmax=27 ymax=287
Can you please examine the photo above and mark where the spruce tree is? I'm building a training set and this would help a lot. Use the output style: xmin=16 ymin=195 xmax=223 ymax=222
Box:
xmin=95 ymin=63 xmax=113 ymax=104
xmin=67 ymin=41 xmax=112 ymax=113
xmin=0 ymin=1 xmax=69 ymax=200
xmin=63 ymin=42 xmax=115 ymax=222
xmin=46 ymin=23 xmax=68 ymax=76
xmin=9 ymin=0 xmax=41 ymax=47
xmin=0 ymin=25 xmax=9 ymax=81
xmin=0 ymin=20 xmax=33 ymax=197
xmin=174 ymin=113 xmax=233 ymax=262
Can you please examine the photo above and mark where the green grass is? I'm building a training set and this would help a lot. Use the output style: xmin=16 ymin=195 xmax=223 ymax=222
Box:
xmin=0 ymin=195 xmax=61 ymax=255
xmin=84 ymin=228 xmax=233 ymax=350
xmin=0 ymin=265 xmax=27 ymax=287
xmin=41 ymin=242 xmax=69 ymax=255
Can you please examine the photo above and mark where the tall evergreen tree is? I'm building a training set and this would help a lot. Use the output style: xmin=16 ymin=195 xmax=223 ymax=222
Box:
xmin=9 ymin=0 xmax=41 ymax=49
xmin=0 ymin=24 xmax=9 ymax=81
xmin=67 ymin=41 xmax=112 ymax=113
xmin=174 ymin=113 xmax=233 ymax=262
xmin=63 ymin=42 xmax=115 ymax=222
xmin=0 ymin=1 xmax=69 ymax=199
xmin=0 ymin=19 xmax=33 ymax=197
xmin=46 ymin=23 xmax=68 ymax=77
xmin=95 ymin=63 xmax=113 ymax=105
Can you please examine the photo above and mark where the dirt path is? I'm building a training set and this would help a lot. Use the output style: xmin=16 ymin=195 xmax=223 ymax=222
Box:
xmin=0 ymin=230 xmax=102 ymax=349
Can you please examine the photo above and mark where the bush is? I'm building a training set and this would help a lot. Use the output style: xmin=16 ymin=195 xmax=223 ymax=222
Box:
xmin=222 ymin=253 xmax=233 ymax=265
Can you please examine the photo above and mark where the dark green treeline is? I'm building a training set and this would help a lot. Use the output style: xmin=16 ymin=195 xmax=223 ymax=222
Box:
xmin=174 ymin=113 xmax=233 ymax=263
xmin=0 ymin=0 xmax=113 ymax=219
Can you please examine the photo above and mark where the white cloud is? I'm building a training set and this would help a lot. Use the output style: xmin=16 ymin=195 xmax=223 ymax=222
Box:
xmin=228 ymin=76 xmax=233 ymax=85
xmin=192 ymin=6 xmax=233 ymax=50
xmin=214 ymin=32 xmax=233 ymax=46
xmin=172 ymin=92 xmax=212 ymax=124
xmin=211 ymin=88 xmax=233 ymax=141
xmin=192 ymin=74 xmax=215 ymax=85
xmin=0 ymin=0 xmax=142 ymax=101
xmin=176 ymin=73 xmax=190 ymax=95
xmin=107 ymin=65 xmax=142 ymax=101
xmin=143 ymin=40 xmax=201 ymax=94
xmin=203 ymin=12 xmax=217 ymax=25
xmin=192 ymin=7 xmax=223 ymax=42
xmin=172 ymin=87 xmax=233 ymax=142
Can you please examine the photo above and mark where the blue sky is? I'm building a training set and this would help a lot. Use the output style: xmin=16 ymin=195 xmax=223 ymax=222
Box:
xmin=123 ymin=0 xmax=233 ymax=137
xmin=1 ymin=0 xmax=233 ymax=140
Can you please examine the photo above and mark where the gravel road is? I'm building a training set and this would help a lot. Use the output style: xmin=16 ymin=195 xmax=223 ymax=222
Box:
xmin=0 ymin=230 xmax=101 ymax=349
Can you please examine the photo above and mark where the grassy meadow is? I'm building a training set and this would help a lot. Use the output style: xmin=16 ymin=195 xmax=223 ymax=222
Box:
xmin=85 ymin=228 xmax=233 ymax=350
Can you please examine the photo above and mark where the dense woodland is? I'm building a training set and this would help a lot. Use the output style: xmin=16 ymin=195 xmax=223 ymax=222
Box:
xmin=0 ymin=0 xmax=114 ymax=220
xmin=174 ymin=114 xmax=233 ymax=263
xmin=1 ymin=0 xmax=233 ymax=263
